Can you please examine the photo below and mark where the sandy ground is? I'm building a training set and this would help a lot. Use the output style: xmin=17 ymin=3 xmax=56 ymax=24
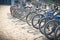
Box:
xmin=0 ymin=5 xmax=48 ymax=40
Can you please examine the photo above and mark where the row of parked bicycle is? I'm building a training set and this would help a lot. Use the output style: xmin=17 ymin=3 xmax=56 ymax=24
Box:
xmin=10 ymin=0 xmax=60 ymax=40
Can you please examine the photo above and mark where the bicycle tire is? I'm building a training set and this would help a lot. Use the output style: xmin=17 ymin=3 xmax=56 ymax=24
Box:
xmin=39 ymin=17 xmax=51 ymax=34
xmin=26 ymin=12 xmax=37 ymax=26
xmin=44 ymin=20 xmax=58 ymax=40
xmin=32 ymin=14 xmax=44 ymax=29
xmin=54 ymin=25 xmax=60 ymax=40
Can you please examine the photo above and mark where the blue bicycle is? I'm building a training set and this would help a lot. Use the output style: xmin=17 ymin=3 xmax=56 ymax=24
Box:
xmin=44 ymin=11 xmax=60 ymax=40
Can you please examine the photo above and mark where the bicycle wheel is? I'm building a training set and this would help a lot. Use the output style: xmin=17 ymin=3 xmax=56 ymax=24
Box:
xmin=10 ymin=6 xmax=17 ymax=18
xmin=44 ymin=20 xmax=58 ymax=40
xmin=19 ymin=12 xmax=28 ymax=22
xmin=16 ymin=7 xmax=29 ymax=22
xmin=54 ymin=25 xmax=60 ymax=40
xmin=26 ymin=12 xmax=37 ymax=26
xmin=32 ymin=14 xmax=44 ymax=29
xmin=39 ymin=17 xmax=51 ymax=34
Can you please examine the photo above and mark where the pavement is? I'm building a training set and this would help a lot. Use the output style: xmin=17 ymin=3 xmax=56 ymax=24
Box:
xmin=0 ymin=5 xmax=48 ymax=40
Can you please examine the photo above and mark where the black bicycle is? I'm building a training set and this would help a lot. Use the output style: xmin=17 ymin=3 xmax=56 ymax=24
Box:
xmin=32 ymin=4 xmax=57 ymax=29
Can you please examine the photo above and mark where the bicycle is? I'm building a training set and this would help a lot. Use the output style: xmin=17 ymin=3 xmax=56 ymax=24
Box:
xmin=39 ymin=6 xmax=58 ymax=34
xmin=26 ymin=1 xmax=44 ymax=26
xmin=26 ymin=5 xmax=43 ymax=26
xmin=32 ymin=4 xmax=57 ymax=29
xmin=10 ymin=0 xmax=34 ymax=22
xmin=44 ymin=11 xmax=60 ymax=40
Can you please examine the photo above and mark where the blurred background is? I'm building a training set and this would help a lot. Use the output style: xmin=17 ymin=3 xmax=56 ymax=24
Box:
xmin=0 ymin=0 xmax=11 ymax=5
xmin=0 ymin=0 xmax=60 ymax=5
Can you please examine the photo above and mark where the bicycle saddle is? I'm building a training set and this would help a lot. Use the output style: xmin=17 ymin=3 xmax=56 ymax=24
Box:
xmin=24 ymin=3 xmax=33 ymax=8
